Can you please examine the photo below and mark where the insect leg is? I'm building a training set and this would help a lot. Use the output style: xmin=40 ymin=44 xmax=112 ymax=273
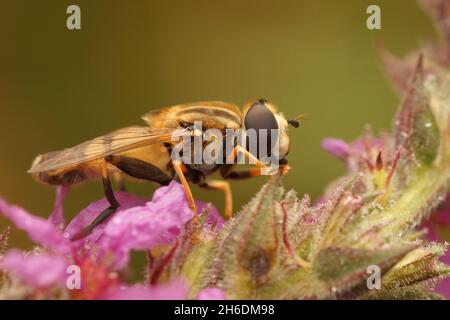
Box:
xmin=220 ymin=165 xmax=263 ymax=180
xmin=199 ymin=180 xmax=233 ymax=219
xmin=70 ymin=161 xmax=120 ymax=241
xmin=224 ymin=144 xmax=290 ymax=177
xmin=222 ymin=144 xmax=273 ymax=179
xmin=226 ymin=145 xmax=268 ymax=168
xmin=105 ymin=155 xmax=172 ymax=186
xmin=113 ymin=172 xmax=127 ymax=191
xmin=172 ymin=160 xmax=198 ymax=222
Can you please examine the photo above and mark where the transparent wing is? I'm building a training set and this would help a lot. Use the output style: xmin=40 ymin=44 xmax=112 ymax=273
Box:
xmin=28 ymin=126 xmax=188 ymax=173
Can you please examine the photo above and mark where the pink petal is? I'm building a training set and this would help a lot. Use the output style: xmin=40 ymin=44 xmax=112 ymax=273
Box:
xmin=423 ymin=197 xmax=450 ymax=242
xmin=432 ymin=196 xmax=450 ymax=228
xmin=1 ymin=249 xmax=68 ymax=288
xmin=321 ymin=138 xmax=350 ymax=159
xmin=197 ymin=201 xmax=224 ymax=231
xmin=102 ymin=279 xmax=188 ymax=300
xmin=98 ymin=183 xmax=194 ymax=268
xmin=350 ymin=137 xmax=383 ymax=155
xmin=423 ymin=221 xmax=440 ymax=242
xmin=64 ymin=191 xmax=148 ymax=246
xmin=0 ymin=197 xmax=71 ymax=254
xmin=65 ymin=182 xmax=217 ymax=269
xmin=49 ymin=186 xmax=70 ymax=229
xmin=196 ymin=287 xmax=226 ymax=300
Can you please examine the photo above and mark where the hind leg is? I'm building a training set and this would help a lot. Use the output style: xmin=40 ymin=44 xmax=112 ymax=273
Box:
xmin=105 ymin=155 xmax=172 ymax=186
xmin=70 ymin=161 xmax=119 ymax=241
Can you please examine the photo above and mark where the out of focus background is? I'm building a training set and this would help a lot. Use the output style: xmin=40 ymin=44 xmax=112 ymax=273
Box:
xmin=0 ymin=0 xmax=436 ymax=250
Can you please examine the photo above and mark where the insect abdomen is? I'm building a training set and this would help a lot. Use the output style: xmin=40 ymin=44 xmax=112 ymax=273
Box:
xmin=30 ymin=153 xmax=89 ymax=186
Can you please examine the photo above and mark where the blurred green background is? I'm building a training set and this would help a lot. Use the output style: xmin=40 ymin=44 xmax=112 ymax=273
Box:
xmin=0 ymin=0 xmax=436 ymax=250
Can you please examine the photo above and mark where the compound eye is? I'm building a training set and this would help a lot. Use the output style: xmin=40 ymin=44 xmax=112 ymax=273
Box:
xmin=244 ymin=99 xmax=278 ymax=158
xmin=244 ymin=100 xmax=278 ymax=131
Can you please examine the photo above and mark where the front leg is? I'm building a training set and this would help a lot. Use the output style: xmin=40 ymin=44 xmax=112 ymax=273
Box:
xmin=220 ymin=165 xmax=263 ymax=180
xmin=223 ymin=145 xmax=285 ymax=178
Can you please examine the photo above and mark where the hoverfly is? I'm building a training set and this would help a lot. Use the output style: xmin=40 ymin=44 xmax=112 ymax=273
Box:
xmin=28 ymin=99 xmax=301 ymax=240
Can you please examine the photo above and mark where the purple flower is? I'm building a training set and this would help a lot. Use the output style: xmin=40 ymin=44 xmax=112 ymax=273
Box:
xmin=2 ymin=249 xmax=68 ymax=288
xmin=196 ymin=287 xmax=226 ymax=300
xmin=322 ymin=129 xmax=394 ymax=173
xmin=102 ymin=279 xmax=189 ymax=300
xmin=48 ymin=186 xmax=70 ymax=229
xmin=65 ymin=182 xmax=222 ymax=269
xmin=0 ymin=181 xmax=222 ymax=296
xmin=321 ymin=138 xmax=350 ymax=159
xmin=0 ymin=197 xmax=71 ymax=254
xmin=103 ymin=279 xmax=226 ymax=300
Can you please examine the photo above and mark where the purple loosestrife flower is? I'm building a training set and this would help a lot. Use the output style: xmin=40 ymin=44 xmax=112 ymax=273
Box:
xmin=322 ymin=128 xmax=393 ymax=174
xmin=2 ymin=250 xmax=68 ymax=288
xmin=321 ymin=138 xmax=350 ymax=160
xmin=0 ymin=197 xmax=71 ymax=254
xmin=64 ymin=182 xmax=222 ymax=269
xmin=102 ymin=278 xmax=189 ymax=300
xmin=0 ymin=181 xmax=223 ymax=299
xmin=102 ymin=279 xmax=225 ymax=300
xmin=196 ymin=287 xmax=227 ymax=300
xmin=1 ymin=0 xmax=450 ymax=301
